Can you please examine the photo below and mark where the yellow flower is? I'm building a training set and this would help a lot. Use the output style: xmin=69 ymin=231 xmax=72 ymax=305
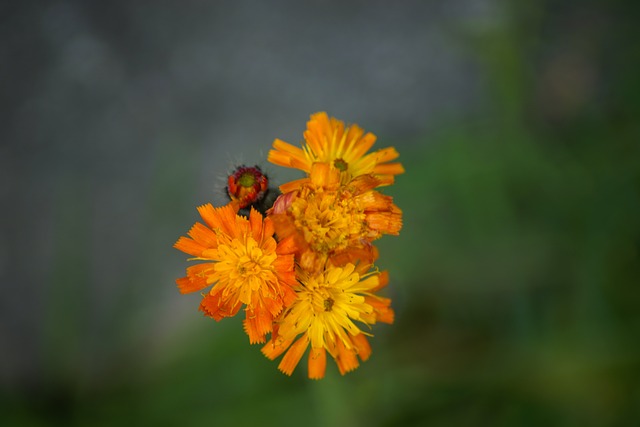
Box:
xmin=174 ymin=203 xmax=297 ymax=343
xmin=269 ymin=163 xmax=402 ymax=272
xmin=262 ymin=263 xmax=394 ymax=379
xmin=268 ymin=112 xmax=404 ymax=188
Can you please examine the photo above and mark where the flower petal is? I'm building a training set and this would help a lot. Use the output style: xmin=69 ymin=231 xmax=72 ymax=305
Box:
xmin=278 ymin=336 xmax=309 ymax=376
xmin=308 ymin=347 xmax=327 ymax=380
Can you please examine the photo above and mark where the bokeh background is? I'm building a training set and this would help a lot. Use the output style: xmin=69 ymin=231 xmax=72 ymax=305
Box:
xmin=2 ymin=1 xmax=639 ymax=426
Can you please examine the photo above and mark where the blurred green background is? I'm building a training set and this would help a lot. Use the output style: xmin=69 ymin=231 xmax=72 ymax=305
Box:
xmin=2 ymin=1 xmax=639 ymax=426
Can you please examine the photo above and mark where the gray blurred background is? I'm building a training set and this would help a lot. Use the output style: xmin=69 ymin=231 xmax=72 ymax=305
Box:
xmin=2 ymin=1 xmax=639 ymax=426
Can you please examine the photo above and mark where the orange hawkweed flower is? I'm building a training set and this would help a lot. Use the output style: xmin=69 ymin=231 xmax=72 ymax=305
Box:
xmin=262 ymin=262 xmax=394 ymax=379
xmin=174 ymin=203 xmax=297 ymax=343
xmin=268 ymin=112 xmax=404 ymax=188
xmin=269 ymin=163 xmax=402 ymax=272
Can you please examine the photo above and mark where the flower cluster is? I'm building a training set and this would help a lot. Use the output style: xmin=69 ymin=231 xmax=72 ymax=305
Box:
xmin=174 ymin=112 xmax=404 ymax=379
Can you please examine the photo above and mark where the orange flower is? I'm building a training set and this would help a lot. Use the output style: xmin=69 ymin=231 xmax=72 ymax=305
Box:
xmin=174 ymin=203 xmax=297 ymax=343
xmin=262 ymin=262 xmax=393 ymax=379
xmin=269 ymin=163 xmax=402 ymax=272
xmin=268 ymin=112 xmax=404 ymax=189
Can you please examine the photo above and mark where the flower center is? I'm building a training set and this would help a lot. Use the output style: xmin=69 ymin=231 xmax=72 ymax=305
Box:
xmin=333 ymin=158 xmax=349 ymax=172
xmin=304 ymin=282 xmax=338 ymax=315
xmin=286 ymin=267 xmax=375 ymax=351
xmin=238 ymin=172 xmax=256 ymax=187
xmin=291 ymin=191 xmax=366 ymax=253
xmin=323 ymin=297 xmax=335 ymax=312
xmin=215 ymin=237 xmax=277 ymax=303
xmin=226 ymin=165 xmax=269 ymax=208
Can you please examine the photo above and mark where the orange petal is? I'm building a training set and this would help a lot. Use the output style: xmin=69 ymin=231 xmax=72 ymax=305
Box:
xmin=341 ymin=122 xmax=364 ymax=155
xmin=261 ymin=336 xmax=294 ymax=360
xmin=280 ymin=282 xmax=298 ymax=307
xmin=299 ymin=250 xmax=324 ymax=273
xmin=308 ymin=347 xmax=327 ymax=380
xmin=373 ymin=162 xmax=405 ymax=176
xmin=330 ymin=245 xmax=375 ymax=268
xmin=309 ymin=162 xmax=340 ymax=189
xmin=351 ymin=333 xmax=372 ymax=362
xmin=176 ymin=276 xmax=203 ymax=294
xmin=262 ymin=215 xmax=275 ymax=242
xmin=249 ymin=207 xmax=264 ymax=243
xmin=277 ymin=270 xmax=297 ymax=291
xmin=275 ymin=235 xmax=298 ymax=256
xmin=278 ymin=336 xmax=309 ymax=376
xmin=263 ymin=295 xmax=285 ymax=317
xmin=358 ymin=191 xmax=394 ymax=212
xmin=347 ymin=174 xmax=382 ymax=194
xmin=198 ymin=203 xmax=240 ymax=238
xmin=349 ymin=132 xmax=377 ymax=160
xmin=218 ymin=203 xmax=243 ymax=237
xmin=334 ymin=338 xmax=359 ymax=375
xmin=370 ymin=270 xmax=389 ymax=292
xmin=174 ymin=236 xmax=207 ymax=257
xmin=370 ymin=175 xmax=395 ymax=187
xmin=198 ymin=293 xmax=223 ymax=320
xmin=243 ymin=307 xmax=273 ymax=344
xmin=186 ymin=262 xmax=214 ymax=280
xmin=195 ymin=203 xmax=218 ymax=229
xmin=365 ymin=296 xmax=394 ymax=324
xmin=187 ymin=222 xmax=218 ymax=248
xmin=272 ymin=252 xmax=294 ymax=272
xmin=279 ymin=178 xmax=309 ymax=194
xmin=199 ymin=292 xmax=242 ymax=321
xmin=272 ymin=217 xmax=308 ymax=256
xmin=273 ymin=255 xmax=296 ymax=288
xmin=304 ymin=112 xmax=332 ymax=156
xmin=176 ymin=263 xmax=214 ymax=294
xmin=366 ymin=211 xmax=403 ymax=235
xmin=375 ymin=147 xmax=400 ymax=163
xmin=269 ymin=138 xmax=310 ymax=171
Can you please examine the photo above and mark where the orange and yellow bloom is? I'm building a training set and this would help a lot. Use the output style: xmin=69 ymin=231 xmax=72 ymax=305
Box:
xmin=174 ymin=203 xmax=297 ymax=343
xmin=269 ymin=163 xmax=402 ymax=272
xmin=269 ymin=112 xmax=405 ymax=190
xmin=174 ymin=112 xmax=403 ymax=379
xmin=261 ymin=263 xmax=393 ymax=379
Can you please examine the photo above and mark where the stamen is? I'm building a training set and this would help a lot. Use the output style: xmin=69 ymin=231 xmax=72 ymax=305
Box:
xmin=323 ymin=297 xmax=335 ymax=312
xmin=334 ymin=158 xmax=348 ymax=171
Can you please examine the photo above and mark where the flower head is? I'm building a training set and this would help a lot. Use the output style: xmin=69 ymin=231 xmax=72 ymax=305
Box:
xmin=174 ymin=203 xmax=297 ymax=343
xmin=268 ymin=112 xmax=404 ymax=189
xmin=269 ymin=163 xmax=402 ymax=272
xmin=173 ymin=112 xmax=403 ymax=380
xmin=262 ymin=263 xmax=393 ymax=379
xmin=227 ymin=165 xmax=269 ymax=209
